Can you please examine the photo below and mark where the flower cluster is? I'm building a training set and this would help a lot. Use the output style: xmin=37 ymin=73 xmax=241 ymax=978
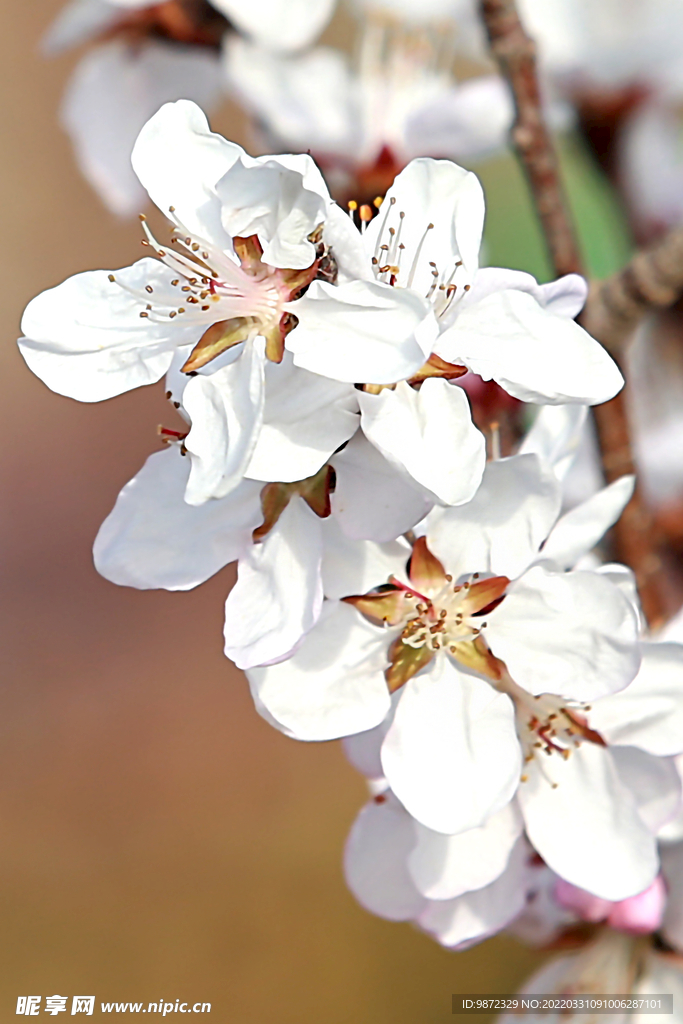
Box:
xmin=20 ymin=87 xmax=683 ymax=999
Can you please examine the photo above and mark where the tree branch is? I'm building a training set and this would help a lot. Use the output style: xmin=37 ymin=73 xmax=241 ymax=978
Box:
xmin=479 ymin=0 xmax=583 ymax=277
xmin=479 ymin=0 xmax=668 ymax=628
xmin=582 ymin=225 xmax=683 ymax=352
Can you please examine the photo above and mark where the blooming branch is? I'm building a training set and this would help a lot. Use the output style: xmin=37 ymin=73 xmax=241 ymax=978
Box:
xmin=479 ymin=0 xmax=668 ymax=629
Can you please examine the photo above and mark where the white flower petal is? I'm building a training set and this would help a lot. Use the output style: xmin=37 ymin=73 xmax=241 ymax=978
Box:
xmin=519 ymin=743 xmax=658 ymax=901
xmin=214 ymin=0 xmax=335 ymax=51
xmin=343 ymin=707 xmax=396 ymax=780
xmin=458 ymin=266 xmax=542 ymax=309
xmin=321 ymin=203 xmax=375 ymax=285
xmin=164 ymin=343 xmax=244 ymax=409
xmin=537 ymin=274 xmax=588 ymax=318
xmin=364 ymin=158 xmax=485 ymax=292
xmin=245 ymin=353 xmax=358 ymax=484
xmin=132 ymin=99 xmax=241 ymax=246
xmin=19 ymin=260 xmax=198 ymax=401
xmin=382 ymin=656 xmax=521 ymax=834
xmin=359 ymin=379 xmax=486 ymax=506
xmin=438 ymin=289 xmax=623 ymax=404
xmin=519 ymin=404 xmax=588 ymax=483
xmin=541 ymin=475 xmax=635 ymax=570
xmin=246 ymin=601 xmax=391 ymax=740
xmin=417 ymin=836 xmax=530 ymax=948
xmin=183 ymin=339 xmax=266 ymax=504
xmin=330 ymin=432 xmax=434 ymax=542
xmin=93 ymin=448 xmax=262 ymax=590
xmin=588 ymin=643 xmax=683 ymax=756
xmin=44 ymin=0 xmax=129 ymax=54
xmin=596 ymin=562 xmax=642 ymax=625
xmin=287 ymin=279 xmax=436 ymax=384
xmin=404 ymin=76 xmax=513 ymax=163
xmin=216 ymin=154 xmax=327 ymax=270
xmin=223 ymin=498 xmax=323 ymax=670
xmin=321 ymin=517 xmax=410 ymax=599
xmin=486 ymin=564 xmax=640 ymax=701
xmin=62 ymin=43 xmax=224 ymax=218
xmin=258 ymin=151 xmax=331 ymax=207
xmin=409 ymin=802 xmax=524 ymax=901
xmin=611 ymin=746 xmax=682 ymax=834
xmin=462 ymin=269 xmax=586 ymax=321
xmin=621 ymin=100 xmax=683 ymax=236
xmin=224 ymin=39 xmax=355 ymax=158
xmin=344 ymin=793 xmax=426 ymax=921
xmin=425 ymin=454 xmax=561 ymax=580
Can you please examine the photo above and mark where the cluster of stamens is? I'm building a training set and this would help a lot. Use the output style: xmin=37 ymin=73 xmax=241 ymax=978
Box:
xmin=502 ymin=682 xmax=597 ymax=786
xmin=107 ymin=207 xmax=284 ymax=333
xmin=397 ymin=574 xmax=487 ymax=653
xmin=348 ymin=193 xmax=469 ymax=315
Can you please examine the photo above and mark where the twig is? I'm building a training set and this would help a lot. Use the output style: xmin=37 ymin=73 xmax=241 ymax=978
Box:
xmin=591 ymin=396 xmax=666 ymax=628
xmin=479 ymin=0 xmax=667 ymax=628
xmin=582 ymin=225 xmax=683 ymax=352
xmin=479 ymin=0 xmax=582 ymax=277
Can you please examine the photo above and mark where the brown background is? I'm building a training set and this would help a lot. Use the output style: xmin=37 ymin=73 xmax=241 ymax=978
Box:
xmin=0 ymin=2 xmax=545 ymax=1018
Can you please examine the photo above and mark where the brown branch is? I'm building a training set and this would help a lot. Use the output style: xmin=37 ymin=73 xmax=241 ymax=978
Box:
xmin=479 ymin=0 xmax=668 ymax=628
xmin=591 ymin=397 xmax=666 ymax=628
xmin=582 ymin=225 xmax=683 ymax=352
xmin=479 ymin=0 xmax=582 ymax=277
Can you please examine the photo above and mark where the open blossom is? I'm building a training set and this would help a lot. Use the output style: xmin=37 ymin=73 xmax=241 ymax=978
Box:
xmin=27 ymin=99 xmax=621 ymax=510
xmin=318 ymin=157 xmax=623 ymax=407
xmin=344 ymin=788 xmax=536 ymax=949
xmin=342 ymin=607 xmax=683 ymax=943
xmin=247 ymin=452 xmax=642 ymax=841
xmin=92 ymin=421 xmax=440 ymax=670
xmin=342 ymin=612 xmax=683 ymax=917
xmin=25 ymin=102 xmax=492 ymax=501
xmin=44 ymin=0 xmax=335 ymax=215
xmin=499 ymin=928 xmax=683 ymax=1024
xmin=514 ymin=0 xmax=683 ymax=93
xmin=225 ymin=11 xmax=513 ymax=200
xmin=20 ymin=103 xmax=621 ymax=450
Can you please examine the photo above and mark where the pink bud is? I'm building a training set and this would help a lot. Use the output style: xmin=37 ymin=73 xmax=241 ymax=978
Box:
xmin=554 ymin=878 xmax=613 ymax=922
xmin=607 ymin=876 xmax=667 ymax=935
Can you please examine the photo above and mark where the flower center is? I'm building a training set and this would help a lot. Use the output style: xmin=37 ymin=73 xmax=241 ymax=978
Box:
xmin=396 ymin=576 xmax=488 ymax=653
xmin=495 ymin=672 xmax=603 ymax=782
xmin=109 ymin=211 xmax=320 ymax=369
xmin=356 ymin=195 xmax=470 ymax=316
xmin=343 ymin=539 xmax=509 ymax=692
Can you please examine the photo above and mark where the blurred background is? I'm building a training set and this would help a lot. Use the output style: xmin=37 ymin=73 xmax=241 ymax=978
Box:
xmin=0 ymin=2 xmax=555 ymax=1019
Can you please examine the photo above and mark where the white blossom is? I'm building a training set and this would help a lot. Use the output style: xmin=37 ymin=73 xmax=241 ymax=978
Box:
xmin=225 ymin=22 xmax=513 ymax=185
xmin=21 ymin=102 xmax=458 ymax=500
xmin=248 ymin=454 xmax=643 ymax=853
xmin=341 ymin=612 xmax=683 ymax=941
xmin=344 ymin=787 xmax=534 ymax=949
xmin=45 ymin=0 xmax=335 ymax=215
xmin=92 ymin=425 xmax=437 ymax=670
xmin=320 ymin=159 xmax=623 ymax=406
xmin=499 ymin=930 xmax=683 ymax=1024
